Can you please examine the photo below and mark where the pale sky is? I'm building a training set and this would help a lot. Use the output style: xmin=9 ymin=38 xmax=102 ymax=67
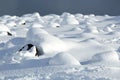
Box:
xmin=0 ymin=0 xmax=120 ymax=16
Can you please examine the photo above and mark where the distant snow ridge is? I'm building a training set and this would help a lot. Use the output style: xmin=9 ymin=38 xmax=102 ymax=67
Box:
xmin=49 ymin=52 xmax=81 ymax=65
xmin=26 ymin=26 xmax=69 ymax=55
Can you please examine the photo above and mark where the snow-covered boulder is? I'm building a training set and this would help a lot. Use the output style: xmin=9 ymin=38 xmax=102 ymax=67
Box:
xmin=26 ymin=27 xmax=69 ymax=55
xmin=15 ymin=19 xmax=26 ymax=25
xmin=49 ymin=22 xmax=60 ymax=28
xmin=12 ymin=45 xmax=38 ymax=63
xmin=6 ymin=21 xmax=16 ymax=27
xmin=0 ymin=24 xmax=12 ymax=36
xmin=49 ymin=52 xmax=81 ymax=65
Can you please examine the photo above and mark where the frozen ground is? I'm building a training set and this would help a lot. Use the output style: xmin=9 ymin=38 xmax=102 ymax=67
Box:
xmin=0 ymin=12 xmax=120 ymax=80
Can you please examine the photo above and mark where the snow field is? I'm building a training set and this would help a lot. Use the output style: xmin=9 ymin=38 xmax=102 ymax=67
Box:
xmin=0 ymin=12 xmax=120 ymax=79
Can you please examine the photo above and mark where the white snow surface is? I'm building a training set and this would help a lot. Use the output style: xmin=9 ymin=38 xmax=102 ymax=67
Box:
xmin=0 ymin=12 xmax=120 ymax=80
xmin=49 ymin=52 xmax=81 ymax=65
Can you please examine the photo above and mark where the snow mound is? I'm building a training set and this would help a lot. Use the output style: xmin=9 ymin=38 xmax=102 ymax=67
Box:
xmin=31 ymin=23 xmax=44 ymax=28
xmin=85 ymin=26 xmax=99 ymax=33
xmin=61 ymin=12 xmax=79 ymax=25
xmin=92 ymin=51 xmax=120 ymax=62
xmin=26 ymin=27 xmax=69 ymax=55
xmin=49 ymin=52 xmax=81 ymax=65
xmin=0 ymin=24 xmax=10 ymax=36
xmin=32 ymin=12 xmax=44 ymax=23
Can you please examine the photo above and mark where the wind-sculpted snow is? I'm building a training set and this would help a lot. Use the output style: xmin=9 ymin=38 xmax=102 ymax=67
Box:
xmin=0 ymin=12 xmax=120 ymax=79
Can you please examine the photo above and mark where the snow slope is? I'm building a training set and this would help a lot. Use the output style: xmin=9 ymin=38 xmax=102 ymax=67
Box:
xmin=0 ymin=12 xmax=120 ymax=80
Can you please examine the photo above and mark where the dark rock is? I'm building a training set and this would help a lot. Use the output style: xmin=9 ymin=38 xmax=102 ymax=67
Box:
xmin=22 ymin=23 xmax=26 ymax=25
xmin=7 ymin=32 xmax=12 ymax=36
xmin=56 ymin=26 xmax=60 ymax=28
xmin=19 ymin=44 xmax=44 ymax=56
